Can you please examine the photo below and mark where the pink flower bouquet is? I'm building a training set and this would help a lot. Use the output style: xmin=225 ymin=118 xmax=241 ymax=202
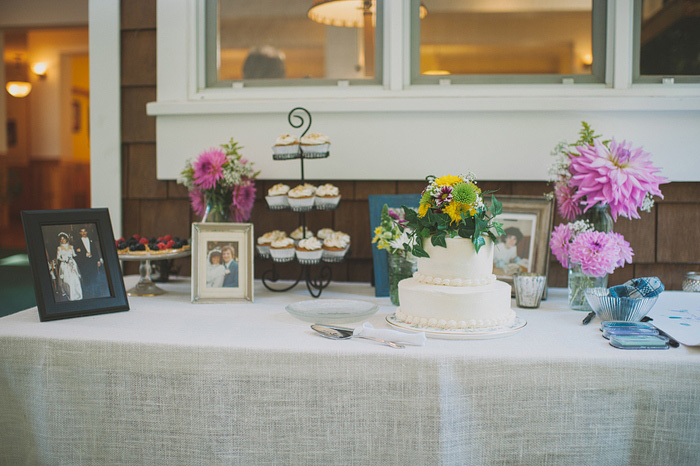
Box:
xmin=180 ymin=138 xmax=259 ymax=222
xmin=549 ymin=122 xmax=667 ymax=221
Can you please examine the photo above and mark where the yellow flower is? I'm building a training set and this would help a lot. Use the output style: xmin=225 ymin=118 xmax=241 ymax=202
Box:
xmin=443 ymin=202 xmax=467 ymax=224
xmin=374 ymin=226 xmax=382 ymax=235
xmin=434 ymin=174 xmax=462 ymax=187
xmin=418 ymin=203 xmax=430 ymax=217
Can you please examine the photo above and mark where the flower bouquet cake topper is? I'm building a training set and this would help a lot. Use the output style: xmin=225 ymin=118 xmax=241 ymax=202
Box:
xmin=402 ymin=173 xmax=503 ymax=257
xmin=179 ymin=138 xmax=260 ymax=222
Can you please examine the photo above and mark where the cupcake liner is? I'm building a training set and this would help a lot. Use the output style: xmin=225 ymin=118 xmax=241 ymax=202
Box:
xmin=295 ymin=249 xmax=323 ymax=264
xmin=314 ymin=195 xmax=341 ymax=210
xmin=256 ymin=244 xmax=271 ymax=258
xmin=288 ymin=196 xmax=315 ymax=212
xmin=265 ymin=195 xmax=290 ymax=210
xmin=322 ymin=246 xmax=348 ymax=262
xmin=270 ymin=247 xmax=295 ymax=262
xmin=272 ymin=144 xmax=300 ymax=157
xmin=300 ymin=143 xmax=330 ymax=158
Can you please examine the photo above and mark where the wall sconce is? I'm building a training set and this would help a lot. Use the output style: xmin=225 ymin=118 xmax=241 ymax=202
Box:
xmin=581 ymin=53 xmax=593 ymax=67
xmin=32 ymin=62 xmax=48 ymax=79
xmin=5 ymin=54 xmax=32 ymax=98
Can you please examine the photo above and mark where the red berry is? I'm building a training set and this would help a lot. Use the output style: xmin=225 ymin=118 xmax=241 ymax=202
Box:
xmin=164 ymin=234 xmax=172 ymax=242
xmin=157 ymin=236 xmax=164 ymax=242
xmin=132 ymin=234 xmax=141 ymax=240
xmin=139 ymin=237 xmax=149 ymax=245
xmin=166 ymin=240 xmax=176 ymax=248
xmin=157 ymin=243 xmax=167 ymax=250
xmin=118 ymin=237 xmax=125 ymax=242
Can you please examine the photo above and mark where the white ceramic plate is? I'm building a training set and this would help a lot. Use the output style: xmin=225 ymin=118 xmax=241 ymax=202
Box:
xmin=386 ymin=314 xmax=527 ymax=340
xmin=286 ymin=299 xmax=379 ymax=324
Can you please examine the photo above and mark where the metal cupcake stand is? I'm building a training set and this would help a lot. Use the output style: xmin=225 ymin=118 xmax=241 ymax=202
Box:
xmin=259 ymin=107 xmax=345 ymax=297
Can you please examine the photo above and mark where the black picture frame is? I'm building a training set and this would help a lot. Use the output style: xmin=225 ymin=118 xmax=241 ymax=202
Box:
xmin=368 ymin=194 xmax=420 ymax=297
xmin=21 ymin=208 xmax=129 ymax=321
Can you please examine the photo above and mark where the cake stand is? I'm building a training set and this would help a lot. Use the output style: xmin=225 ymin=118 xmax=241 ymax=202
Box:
xmin=119 ymin=249 xmax=191 ymax=296
xmin=386 ymin=313 xmax=527 ymax=340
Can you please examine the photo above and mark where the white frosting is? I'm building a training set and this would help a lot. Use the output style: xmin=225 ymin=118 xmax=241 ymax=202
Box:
xmin=315 ymin=183 xmax=339 ymax=197
xmin=257 ymin=230 xmax=286 ymax=245
xmin=290 ymin=226 xmax=314 ymax=241
xmin=413 ymin=271 xmax=496 ymax=286
xmin=329 ymin=231 xmax=350 ymax=244
xmin=397 ymin=279 xmax=514 ymax=330
xmin=418 ymin=237 xmax=494 ymax=282
xmin=300 ymin=133 xmax=330 ymax=145
xmin=270 ymin=237 xmax=295 ymax=248
xmin=275 ymin=134 xmax=298 ymax=145
xmin=296 ymin=237 xmax=322 ymax=251
xmin=288 ymin=184 xmax=315 ymax=198
xmin=323 ymin=237 xmax=348 ymax=249
xmin=267 ymin=183 xmax=290 ymax=196
xmin=317 ymin=228 xmax=335 ymax=240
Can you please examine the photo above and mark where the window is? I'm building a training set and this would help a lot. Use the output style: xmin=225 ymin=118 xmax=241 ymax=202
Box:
xmin=634 ymin=0 xmax=700 ymax=83
xmin=205 ymin=0 xmax=383 ymax=87
xmin=411 ymin=0 xmax=607 ymax=84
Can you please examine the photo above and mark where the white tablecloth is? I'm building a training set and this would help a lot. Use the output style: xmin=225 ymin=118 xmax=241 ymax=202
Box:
xmin=1 ymin=278 xmax=699 ymax=465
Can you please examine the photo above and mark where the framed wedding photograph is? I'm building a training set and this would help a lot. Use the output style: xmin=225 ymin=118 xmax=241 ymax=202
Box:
xmin=21 ymin=208 xmax=129 ymax=321
xmin=368 ymin=194 xmax=420 ymax=297
xmin=491 ymin=195 xmax=555 ymax=297
xmin=191 ymin=222 xmax=254 ymax=303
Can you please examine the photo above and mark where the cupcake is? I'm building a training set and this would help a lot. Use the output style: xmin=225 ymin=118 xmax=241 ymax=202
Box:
xmin=314 ymin=183 xmax=341 ymax=209
xmin=257 ymin=230 xmax=286 ymax=257
xmin=295 ymin=237 xmax=323 ymax=264
xmin=322 ymin=235 xmax=350 ymax=262
xmin=269 ymin=237 xmax=296 ymax=262
xmin=265 ymin=183 xmax=290 ymax=210
xmin=287 ymin=184 xmax=316 ymax=211
xmin=290 ymin=226 xmax=314 ymax=243
xmin=330 ymin=230 xmax=351 ymax=246
xmin=300 ymin=133 xmax=330 ymax=156
xmin=272 ymin=134 xmax=300 ymax=158
xmin=316 ymin=228 xmax=335 ymax=240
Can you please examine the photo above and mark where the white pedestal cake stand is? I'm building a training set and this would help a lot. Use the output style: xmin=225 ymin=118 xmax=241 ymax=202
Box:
xmin=119 ymin=249 xmax=191 ymax=296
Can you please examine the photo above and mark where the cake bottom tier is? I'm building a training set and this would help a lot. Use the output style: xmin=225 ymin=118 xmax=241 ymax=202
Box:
xmin=396 ymin=278 xmax=515 ymax=330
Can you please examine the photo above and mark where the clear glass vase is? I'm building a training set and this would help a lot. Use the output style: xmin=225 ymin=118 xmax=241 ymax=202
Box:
xmin=388 ymin=254 xmax=417 ymax=306
xmin=202 ymin=195 xmax=230 ymax=223
xmin=568 ymin=262 xmax=608 ymax=311
xmin=581 ymin=204 xmax=613 ymax=233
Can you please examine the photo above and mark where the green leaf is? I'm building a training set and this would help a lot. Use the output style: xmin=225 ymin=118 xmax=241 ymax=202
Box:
xmin=491 ymin=195 xmax=502 ymax=216
xmin=420 ymin=227 xmax=431 ymax=238
xmin=473 ymin=235 xmax=485 ymax=253
xmin=431 ymin=231 xmax=447 ymax=248
xmin=412 ymin=242 xmax=430 ymax=258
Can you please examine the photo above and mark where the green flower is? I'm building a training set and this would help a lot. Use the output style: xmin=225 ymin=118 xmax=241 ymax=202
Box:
xmin=453 ymin=182 xmax=477 ymax=205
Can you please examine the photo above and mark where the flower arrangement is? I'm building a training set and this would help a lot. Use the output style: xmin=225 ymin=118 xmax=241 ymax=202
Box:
xmin=179 ymin=138 xmax=260 ymax=222
xmin=402 ymin=173 xmax=503 ymax=257
xmin=550 ymin=220 xmax=634 ymax=278
xmin=372 ymin=205 xmax=413 ymax=257
xmin=549 ymin=122 xmax=667 ymax=221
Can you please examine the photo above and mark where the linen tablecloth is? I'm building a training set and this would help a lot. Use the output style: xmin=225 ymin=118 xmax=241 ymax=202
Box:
xmin=1 ymin=278 xmax=699 ymax=465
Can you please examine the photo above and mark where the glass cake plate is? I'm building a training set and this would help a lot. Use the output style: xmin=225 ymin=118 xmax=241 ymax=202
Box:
xmin=386 ymin=313 xmax=526 ymax=340
xmin=286 ymin=299 xmax=378 ymax=324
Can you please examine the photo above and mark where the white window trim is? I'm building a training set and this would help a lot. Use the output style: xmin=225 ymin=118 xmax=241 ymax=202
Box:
xmin=147 ymin=0 xmax=700 ymax=118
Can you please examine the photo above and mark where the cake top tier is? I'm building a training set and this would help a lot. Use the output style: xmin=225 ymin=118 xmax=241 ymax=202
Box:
xmin=418 ymin=237 xmax=495 ymax=283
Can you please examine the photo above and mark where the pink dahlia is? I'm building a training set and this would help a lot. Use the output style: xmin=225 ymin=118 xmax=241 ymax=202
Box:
xmin=550 ymin=223 xmax=572 ymax=268
xmin=569 ymin=139 xmax=667 ymax=220
xmin=193 ymin=148 xmax=227 ymax=190
xmin=231 ymin=180 xmax=256 ymax=222
xmin=610 ymin=232 xmax=634 ymax=268
xmin=189 ymin=189 xmax=207 ymax=217
xmin=569 ymin=231 xmax=621 ymax=277
xmin=554 ymin=181 xmax=582 ymax=222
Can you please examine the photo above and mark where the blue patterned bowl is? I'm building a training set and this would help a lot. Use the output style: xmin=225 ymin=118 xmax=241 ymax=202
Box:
xmin=585 ymin=287 xmax=659 ymax=322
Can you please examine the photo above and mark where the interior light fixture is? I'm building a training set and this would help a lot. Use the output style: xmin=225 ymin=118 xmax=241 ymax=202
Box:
xmin=32 ymin=62 xmax=48 ymax=78
xmin=6 ymin=81 xmax=32 ymax=98
xmin=308 ymin=0 xmax=427 ymax=28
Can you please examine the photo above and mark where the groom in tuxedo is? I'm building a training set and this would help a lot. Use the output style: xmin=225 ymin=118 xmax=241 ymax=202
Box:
xmin=221 ymin=245 xmax=239 ymax=288
xmin=74 ymin=226 xmax=107 ymax=298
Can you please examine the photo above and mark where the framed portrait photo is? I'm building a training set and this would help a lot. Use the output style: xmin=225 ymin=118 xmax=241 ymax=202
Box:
xmin=491 ymin=195 xmax=555 ymax=297
xmin=368 ymin=194 xmax=420 ymax=297
xmin=21 ymin=208 xmax=129 ymax=321
xmin=191 ymin=223 xmax=254 ymax=303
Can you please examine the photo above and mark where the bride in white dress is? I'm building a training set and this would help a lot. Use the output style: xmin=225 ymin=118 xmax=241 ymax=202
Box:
xmin=56 ymin=233 xmax=83 ymax=301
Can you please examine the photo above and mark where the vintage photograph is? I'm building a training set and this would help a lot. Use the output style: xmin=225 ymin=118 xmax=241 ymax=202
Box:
xmin=191 ymin=223 xmax=254 ymax=303
xmin=21 ymin=208 xmax=129 ymax=321
xmin=41 ymin=223 xmax=111 ymax=302
xmin=493 ymin=213 xmax=537 ymax=279
xmin=205 ymin=241 xmax=240 ymax=288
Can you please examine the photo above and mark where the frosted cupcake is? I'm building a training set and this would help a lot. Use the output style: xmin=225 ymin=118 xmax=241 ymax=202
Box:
xmin=257 ymin=230 xmax=286 ymax=257
xmin=270 ymin=237 xmax=296 ymax=262
xmin=290 ymin=226 xmax=314 ymax=244
xmin=314 ymin=183 xmax=341 ymax=209
xmin=322 ymin=235 xmax=350 ymax=262
xmin=287 ymin=184 xmax=316 ymax=211
xmin=330 ymin=231 xmax=351 ymax=246
xmin=265 ymin=183 xmax=290 ymax=210
xmin=316 ymin=228 xmax=335 ymax=241
xmin=272 ymin=134 xmax=299 ymax=158
xmin=295 ymin=237 xmax=323 ymax=264
xmin=300 ymin=133 xmax=330 ymax=156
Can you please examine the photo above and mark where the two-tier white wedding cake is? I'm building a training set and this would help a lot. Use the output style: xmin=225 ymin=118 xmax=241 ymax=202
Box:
xmin=396 ymin=237 xmax=515 ymax=330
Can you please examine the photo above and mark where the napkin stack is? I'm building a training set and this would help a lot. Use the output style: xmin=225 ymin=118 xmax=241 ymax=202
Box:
xmin=354 ymin=322 xmax=427 ymax=346
xmin=609 ymin=277 xmax=664 ymax=299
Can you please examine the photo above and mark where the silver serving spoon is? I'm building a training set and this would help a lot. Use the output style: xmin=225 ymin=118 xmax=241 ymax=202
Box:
xmin=311 ymin=324 xmax=405 ymax=349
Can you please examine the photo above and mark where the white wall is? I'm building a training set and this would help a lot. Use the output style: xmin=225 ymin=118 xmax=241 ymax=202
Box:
xmin=0 ymin=0 xmax=88 ymax=28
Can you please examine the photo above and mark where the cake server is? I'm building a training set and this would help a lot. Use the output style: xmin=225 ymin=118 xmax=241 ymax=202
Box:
xmin=310 ymin=324 xmax=405 ymax=349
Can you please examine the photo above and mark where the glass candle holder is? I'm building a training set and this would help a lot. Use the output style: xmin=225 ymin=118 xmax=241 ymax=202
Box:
xmin=513 ymin=273 xmax=547 ymax=308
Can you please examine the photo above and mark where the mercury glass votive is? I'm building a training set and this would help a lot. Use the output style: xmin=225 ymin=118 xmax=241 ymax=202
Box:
xmin=513 ymin=273 xmax=547 ymax=308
